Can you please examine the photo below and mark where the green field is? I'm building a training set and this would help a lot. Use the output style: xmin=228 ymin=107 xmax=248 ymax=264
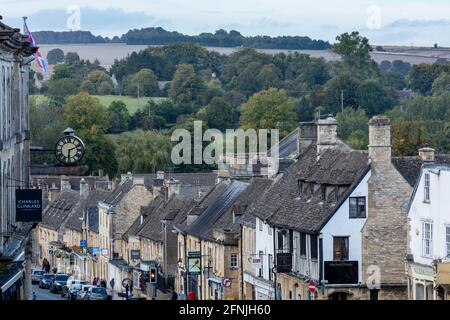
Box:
xmin=30 ymin=95 xmax=167 ymax=114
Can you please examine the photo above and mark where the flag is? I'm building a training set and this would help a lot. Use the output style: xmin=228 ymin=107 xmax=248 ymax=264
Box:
xmin=23 ymin=21 xmax=47 ymax=76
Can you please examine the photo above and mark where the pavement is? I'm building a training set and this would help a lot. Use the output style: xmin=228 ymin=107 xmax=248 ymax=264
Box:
xmin=32 ymin=284 xmax=66 ymax=300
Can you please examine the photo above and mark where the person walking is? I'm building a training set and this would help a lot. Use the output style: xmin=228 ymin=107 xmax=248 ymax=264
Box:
xmin=171 ymin=291 xmax=178 ymax=300
xmin=92 ymin=277 xmax=98 ymax=286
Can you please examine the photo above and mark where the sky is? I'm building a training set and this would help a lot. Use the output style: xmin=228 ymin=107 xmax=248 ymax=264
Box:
xmin=2 ymin=0 xmax=450 ymax=46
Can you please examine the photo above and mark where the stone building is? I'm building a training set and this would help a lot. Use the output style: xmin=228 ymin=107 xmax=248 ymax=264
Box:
xmin=0 ymin=19 xmax=36 ymax=300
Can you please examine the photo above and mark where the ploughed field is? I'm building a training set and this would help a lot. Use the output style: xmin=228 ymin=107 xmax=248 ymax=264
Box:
xmin=33 ymin=43 xmax=447 ymax=76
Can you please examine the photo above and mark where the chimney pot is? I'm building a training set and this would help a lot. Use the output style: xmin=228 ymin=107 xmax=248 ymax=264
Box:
xmin=418 ymin=147 xmax=435 ymax=162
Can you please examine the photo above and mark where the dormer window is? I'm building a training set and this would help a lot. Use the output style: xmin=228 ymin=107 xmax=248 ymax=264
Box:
xmin=334 ymin=186 xmax=339 ymax=201
xmin=321 ymin=185 xmax=327 ymax=201
xmin=297 ymin=180 xmax=304 ymax=197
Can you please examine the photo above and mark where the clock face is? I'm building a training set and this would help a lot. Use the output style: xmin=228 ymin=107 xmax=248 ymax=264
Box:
xmin=55 ymin=135 xmax=85 ymax=165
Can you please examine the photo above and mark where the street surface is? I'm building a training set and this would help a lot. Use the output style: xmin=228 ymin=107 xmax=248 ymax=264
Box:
xmin=32 ymin=284 xmax=66 ymax=300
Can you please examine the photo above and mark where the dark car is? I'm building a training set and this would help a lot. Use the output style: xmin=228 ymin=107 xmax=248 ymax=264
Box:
xmin=50 ymin=274 xmax=69 ymax=294
xmin=62 ymin=280 xmax=88 ymax=299
xmin=64 ymin=283 xmax=85 ymax=300
xmin=31 ymin=269 xmax=44 ymax=284
xmin=39 ymin=273 xmax=55 ymax=289
xmin=87 ymin=287 xmax=110 ymax=300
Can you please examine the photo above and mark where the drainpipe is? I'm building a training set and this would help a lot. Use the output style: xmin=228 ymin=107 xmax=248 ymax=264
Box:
xmin=272 ymin=226 xmax=277 ymax=300
xmin=240 ymin=224 xmax=244 ymax=300
xmin=319 ymin=234 xmax=324 ymax=297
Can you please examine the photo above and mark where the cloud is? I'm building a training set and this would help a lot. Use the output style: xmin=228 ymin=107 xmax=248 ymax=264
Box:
xmin=3 ymin=7 xmax=158 ymax=37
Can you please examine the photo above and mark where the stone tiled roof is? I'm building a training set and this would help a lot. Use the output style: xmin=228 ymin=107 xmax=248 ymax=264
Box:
xmin=252 ymin=144 xmax=370 ymax=233
xmin=41 ymin=191 xmax=80 ymax=230
xmin=32 ymin=175 xmax=110 ymax=191
xmin=392 ymin=155 xmax=450 ymax=187
xmin=183 ymin=181 xmax=250 ymax=239
xmin=65 ymin=190 xmax=110 ymax=232
xmin=122 ymin=172 xmax=217 ymax=190
xmin=137 ymin=195 xmax=197 ymax=242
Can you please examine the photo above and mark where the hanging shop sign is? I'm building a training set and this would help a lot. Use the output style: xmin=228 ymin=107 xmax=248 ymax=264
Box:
xmin=15 ymin=189 xmax=42 ymax=222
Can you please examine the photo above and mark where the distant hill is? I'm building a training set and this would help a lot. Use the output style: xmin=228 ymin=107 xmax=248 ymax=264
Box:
xmin=32 ymin=27 xmax=330 ymax=50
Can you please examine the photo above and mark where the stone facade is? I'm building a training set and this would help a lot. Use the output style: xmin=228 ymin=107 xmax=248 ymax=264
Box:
xmin=362 ymin=116 xmax=411 ymax=299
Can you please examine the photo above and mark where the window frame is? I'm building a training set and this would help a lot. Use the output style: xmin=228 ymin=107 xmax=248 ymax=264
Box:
xmin=333 ymin=236 xmax=349 ymax=261
xmin=310 ymin=235 xmax=318 ymax=261
xmin=422 ymin=221 xmax=433 ymax=258
xmin=349 ymin=197 xmax=366 ymax=219
xmin=424 ymin=173 xmax=430 ymax=202
xmin=230 ymin=253 xmax=238 ymax=269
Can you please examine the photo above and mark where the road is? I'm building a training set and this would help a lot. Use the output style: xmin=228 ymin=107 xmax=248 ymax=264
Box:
xmin=32 ymin=284 xmax=66 ymax=300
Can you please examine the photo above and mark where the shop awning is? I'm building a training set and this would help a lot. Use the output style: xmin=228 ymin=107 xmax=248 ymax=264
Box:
xmin=0 ymin=261 xmax=24 ymax=293
xmin=208 ymin=278 xmax=222 ymax=286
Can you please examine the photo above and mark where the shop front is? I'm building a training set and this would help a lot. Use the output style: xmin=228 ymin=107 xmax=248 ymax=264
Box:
xmin=207 ymin=277 xmax=223 ymax=300
xmin=0 ymin=261 xmax=24 ymax=301
xmin=409 ymin=263 xmax=435 ymax=300
xmin=436 ymin=262 xmax=450 ymax=300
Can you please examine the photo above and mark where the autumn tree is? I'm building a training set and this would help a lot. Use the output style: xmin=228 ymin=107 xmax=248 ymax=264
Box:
xmin=392 ymin=121 xmax=431 ymax=156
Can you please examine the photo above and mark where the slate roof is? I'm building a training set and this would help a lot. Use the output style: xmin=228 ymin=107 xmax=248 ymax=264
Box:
xmin=103 ymin=179 xmax=135 ymax=205
xmin=32 ymin=175 xmax=110 ymax=191
xmin=251 ymin=144 xmax=370 ymax=233
xmin=41 ymin=191 xmax=80 ymax=230
xmin=183 ymin=180 xmax=250 ymax=239
xmin=121 ymin=172 xmax=217 ymax=190
xmin=207 ymin=178 xmax=273 ymax=242
xmin=392 ymin=154 xmax=450 ymax=187
xmin=65 ymin=190 xmax=110 ymax=232
xmin=137 ymin=195 xmax=197 ymax=242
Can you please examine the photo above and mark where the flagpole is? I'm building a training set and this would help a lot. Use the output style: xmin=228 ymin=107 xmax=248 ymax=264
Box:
xmin=22 ymin=16 xmax=27 ymax=33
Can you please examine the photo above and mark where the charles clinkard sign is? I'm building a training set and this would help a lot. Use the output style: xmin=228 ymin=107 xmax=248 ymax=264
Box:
xmin=15 ymin=189 xmax=43 ymax=222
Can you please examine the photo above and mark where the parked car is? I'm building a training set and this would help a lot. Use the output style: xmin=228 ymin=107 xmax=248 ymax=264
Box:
xmin=62 ymin=280 xmax=88 ymax=299
xmin=39 ymin=273 xmax=55 ymax=289
xmin=50 ymin=274 xmax=69 ymax=294
xmin=87 ymin=286 xmax=110 ymax=300
xmin=31 ymin=269 xmax=44 ymax=284
xmin=76 ymin=285 xmax=94 ymax=300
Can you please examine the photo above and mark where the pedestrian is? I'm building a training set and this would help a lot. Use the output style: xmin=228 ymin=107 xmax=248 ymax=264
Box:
xmin=171 ymin=291 xmax=178 ymax=300
xmin=101 ymin=279 xmax=106 ymax=288
xmin=110 ymin=278 xmax=115 ymax=291
xmin=92 ymin=277 xmax=97 ymax=286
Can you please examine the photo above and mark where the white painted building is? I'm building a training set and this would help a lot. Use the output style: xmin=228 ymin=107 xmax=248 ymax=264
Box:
xmin=407 ymin=148 xmax=450 ymax=300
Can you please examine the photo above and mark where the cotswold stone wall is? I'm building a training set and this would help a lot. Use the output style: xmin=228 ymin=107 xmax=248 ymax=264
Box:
xmin=362 ymin=117 xmax=411 ymax=300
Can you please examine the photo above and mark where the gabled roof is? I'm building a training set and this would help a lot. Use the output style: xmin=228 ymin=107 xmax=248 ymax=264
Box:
xmin=251 ymin=144 xmax=370 ymax=233
xmin=137 ymin=195 xmax=197 ymax=242
xmin=103 ymin=179 xmax=135 ymax=205
xmin=392 ymin=154 xmax=450 ymax=187
xmin=41 ymin=191 xmax=80 ymax=230
xmin=65 ymin=190 xmax=110 ymax=232
xmin=183 ymin=180 xmax=249 ymax=239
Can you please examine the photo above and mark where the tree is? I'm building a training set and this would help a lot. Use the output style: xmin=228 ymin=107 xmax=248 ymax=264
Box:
xmin=116 ymin=130 xmax=172 ymax=173
xmin=123 ymin=68 xmax=160 ymax=97
xmin=85 ymin=70 xmax=115 ymax=95
xmin=336 ymin=107 xmax=368 ymax=141
xmin=407 ymin=63 xmax=450 ymax=95
xmin=168 ymin=64 xmax=206 ymax=104
xmin=202 ymin=97 xmax=233 ymax=131
xmin=30 ymin=97 xmax=65 ymax=148
xmin=63 ymin=92 xmax=109 ymax=136
xmin=356 ymin=80 xmax=397 ymax=116
xmin=107 ymin=101 xmax=130 ymax=133
xmin=407 ymin=93 xmax=450 ymax=121
xmin=82 ymin=134 xmax=118 ymax=176
xmin=65 ymin=52 xmax=81 ymax=65
xmin=256 ymin=64 xmax=281 ymax=90
xmin=431 ymin=72 xmax=450 ymax=95
xmin=240 ymin=88 xmax=297 ymax=137
xmin=46 ymin=48 xmax=65 ymax=65
xmin=321 ymin=74 xmax=360 ymax=114
xmin=235 ymin=61 xmax=263 ymax=96
xmin=392 ymin=121 xmax=431 ymax=156
xmin=45 ymin=78 xmax=79 ymax=105
xmin=332 ymin=31 xmax=375 ymax=76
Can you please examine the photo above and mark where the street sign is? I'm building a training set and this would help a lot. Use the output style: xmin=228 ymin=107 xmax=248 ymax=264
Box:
xmin=249 ymin=257 xmax=262 ymax=266
xmin=188 ymin=251 xmax=201 ymax=275
xmin=90 ymin=247 xmax=100 ymax=255
xmin=222 ymin=277 xmax=232 ymax=288
xmin=276 ymin=253 xmax=292 ymax=273
xmin=80 ymin=240 xmax=87 ymax=248
xmin=131 ymin=249 xmax=140 ymax=260
xmin=102 ymin=249 xmax=108 ymax=256
xmin=308 ymin=281 xmax=316 ymax=294
xmin=15 ymin=189 xmax=42 ymax=222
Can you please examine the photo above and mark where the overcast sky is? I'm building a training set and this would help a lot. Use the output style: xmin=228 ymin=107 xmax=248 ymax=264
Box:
xmin=2 ymin=0 xmax=450 ymax=46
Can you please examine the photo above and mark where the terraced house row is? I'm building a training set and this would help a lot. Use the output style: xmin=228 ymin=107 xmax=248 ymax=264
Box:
xmin=35 ymin=116 xmax=450 ymax=300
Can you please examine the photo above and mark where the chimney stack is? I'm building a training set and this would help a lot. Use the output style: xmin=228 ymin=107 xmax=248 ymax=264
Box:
xmin=297 ymin=122 xmax=317 ymax=155
xmin=80 ymin=178 xmax=89 ymax=198
xmin=418 ymin=147 xmax=435 ymax=162
xmin=48 ymin=183 xmax=60 ymax=202
xmin=165 ymin=178 xmax=180 ymax=199
xmin=317 ymin=117 xmax=337 ymax=157
xmin=368 ymin=116 xmax=391 ymax=163
xmin=60 ymin=178 xmax=71 ymax=191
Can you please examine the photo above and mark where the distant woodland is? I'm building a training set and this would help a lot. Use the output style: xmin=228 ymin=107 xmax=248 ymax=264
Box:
xmin=32 ymin=27 xmax=331 ymax=50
